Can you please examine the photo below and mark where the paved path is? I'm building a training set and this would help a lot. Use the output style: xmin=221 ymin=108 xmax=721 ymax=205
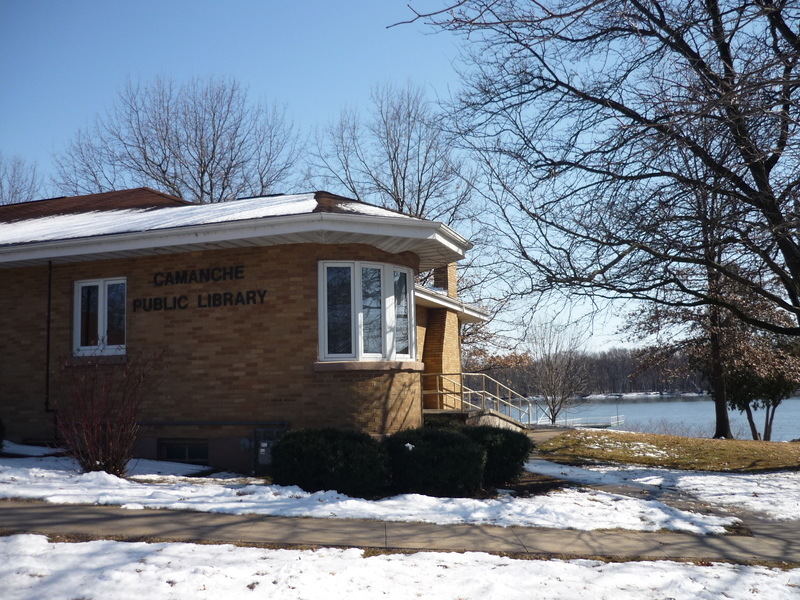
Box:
xmin=2 ymin=499 xmax=799 ymax=565
xmin=525 ymin=425 xmax=573 ymax=445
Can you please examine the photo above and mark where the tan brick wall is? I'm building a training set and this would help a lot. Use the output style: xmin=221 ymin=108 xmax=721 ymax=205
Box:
xmin=0 ymin=265 xmax=53 ymax=440
xmin=415 ymin=305 xmax=428 ymax=361
xmin=422 ymin=262 xmax=464 ymax=409
xmin=420 ymin=308 xmax=463 ymax=409
xmin=1 ymin=243 xmax=424 ymax=469
xmin=432 ymin=263 xmax=458 ymax=299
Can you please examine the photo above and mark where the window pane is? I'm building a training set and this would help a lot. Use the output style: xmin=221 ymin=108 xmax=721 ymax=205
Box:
xmin=394 ymin=271 xmax=410 ymax=355
xmin=79 ymin=285 xmax=99 ymax=347
xmin=106 ymin=282 xmax=126 ymax=346
xmin=327 ymin=266 xmax=353 ymax=354
xmin=362 ymin=267 xmax=383 ymax=354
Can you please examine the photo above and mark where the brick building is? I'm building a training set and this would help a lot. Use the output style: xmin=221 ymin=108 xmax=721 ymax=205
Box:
xmin=0 ymin=188 xmax=485 ymax=471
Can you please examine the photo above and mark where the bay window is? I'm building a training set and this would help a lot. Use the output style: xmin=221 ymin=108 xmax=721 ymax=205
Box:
xmin=73 ymin=278 xmax=126 ymax=356
xmin=319 ymin=262 xmax=415 ymax=361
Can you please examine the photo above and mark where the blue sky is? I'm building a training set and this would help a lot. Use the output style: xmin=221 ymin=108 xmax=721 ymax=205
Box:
xmin=0 ymin=1 xmax=630 ymax=347
xmin=0 ymin=1 xmax=462 ymax=184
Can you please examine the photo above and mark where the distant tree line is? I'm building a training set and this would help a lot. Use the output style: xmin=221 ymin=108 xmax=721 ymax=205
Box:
xmin=468 ymin=346 xmax=706 ymax=398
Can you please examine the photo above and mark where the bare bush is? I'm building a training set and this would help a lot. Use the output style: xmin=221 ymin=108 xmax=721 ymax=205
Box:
xmin=57 ymin=353 xmax=161 ymax=476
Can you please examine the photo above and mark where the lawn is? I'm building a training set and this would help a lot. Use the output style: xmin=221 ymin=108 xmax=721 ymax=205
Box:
xmin=537 ymin=429 xmax=800 ymax=472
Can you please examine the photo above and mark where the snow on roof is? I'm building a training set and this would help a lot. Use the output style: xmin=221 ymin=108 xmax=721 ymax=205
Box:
xmin=0 ymin=187 xmax=190 ymax=223
xmin=0 ymin=192 xmax=413 ymax=247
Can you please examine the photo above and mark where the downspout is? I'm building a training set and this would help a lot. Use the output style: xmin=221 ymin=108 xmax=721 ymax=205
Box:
xmin=45 ymin=260 xmax=54 ymax=413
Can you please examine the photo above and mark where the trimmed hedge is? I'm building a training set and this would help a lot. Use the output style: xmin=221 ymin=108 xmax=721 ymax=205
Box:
xmin=270 ymin=425 xmax=533 ymax=499
xmin=384 ymin=427 xmax=486 ymax=497
xmin=460 ymin=426 xmax=534 ymax=487
xmin=270 ymin=428 xmax=389 ymax=498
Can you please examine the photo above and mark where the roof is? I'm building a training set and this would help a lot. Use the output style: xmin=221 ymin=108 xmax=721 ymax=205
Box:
xmin=414 ymin=285 xmax=489 ymax=324
xmin=0 ymin=188 xmax=191 ymax=223
xmin=0 ymin=189 xmax=472 ymax=270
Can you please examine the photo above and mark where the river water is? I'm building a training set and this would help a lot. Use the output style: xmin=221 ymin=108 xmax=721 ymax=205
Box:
xmin=520 ymin=395 xmax=800 ymax=441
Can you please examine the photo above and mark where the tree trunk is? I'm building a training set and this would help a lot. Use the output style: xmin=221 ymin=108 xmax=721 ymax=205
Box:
xmin=709 ymin=325 xmax=734 ymax=439
xmin=743 ymin=404 xmax=761 ymax=441
xmin=764 ymin=405 xmax=777 ymax=442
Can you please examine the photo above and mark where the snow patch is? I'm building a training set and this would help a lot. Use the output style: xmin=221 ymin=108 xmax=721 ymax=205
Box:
xmin=0 ymin=453 xmax=735 ymax=533
xmin=2 ymin=535 xmax=799 ymax=600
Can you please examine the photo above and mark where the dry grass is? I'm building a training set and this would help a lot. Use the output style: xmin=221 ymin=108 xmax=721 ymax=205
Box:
xmin=537 ymin=429 xmax=800 ymax=472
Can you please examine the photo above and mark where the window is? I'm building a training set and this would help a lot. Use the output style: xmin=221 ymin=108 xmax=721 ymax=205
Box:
xmin=73 ymin=278 xmax=126 ymax=356
xmin=319 ymin=262 xmax=415 ymax=361
xmin=157 ymin=439 xmax=209 ymax=465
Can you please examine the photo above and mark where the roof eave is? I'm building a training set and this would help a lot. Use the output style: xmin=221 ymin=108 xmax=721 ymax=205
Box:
xmin=0 ymin=212 xmax=471 ymax=270
xmin=414 ymin=284 xmax=489 ymax=324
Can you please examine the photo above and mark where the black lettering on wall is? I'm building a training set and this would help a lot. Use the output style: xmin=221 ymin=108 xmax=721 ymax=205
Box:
xmin=152 ymin=265 xmax=246 ymax=287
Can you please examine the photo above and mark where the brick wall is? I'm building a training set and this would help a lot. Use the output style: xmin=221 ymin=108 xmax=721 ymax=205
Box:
xmin=0 ymin=243 xmax=426 ymax=471
xmin=0 ymin=265 xmax=53 ymax=440
xmin=432 ymin=263 xmax=458 ymax=299
xmin=419 ymin=262 xmax=463 ymax=409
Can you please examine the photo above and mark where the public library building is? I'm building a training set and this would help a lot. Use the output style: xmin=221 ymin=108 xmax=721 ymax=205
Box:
xmin=0 ymin=188 xmax=485 ymax=471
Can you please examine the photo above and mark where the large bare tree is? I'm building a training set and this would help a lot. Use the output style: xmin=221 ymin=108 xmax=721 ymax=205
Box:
xmin=53 ymin=76 xmax=301 ymax=203
xmin=308 ymin=82 xmax=474 ymax=225
xmin=309 ymin=81 xmax=511 ymax=354
xmin=408 ymin=1 xmax=800 ymax=338
xmin=0 ymin=152 xmax=41 ymax=205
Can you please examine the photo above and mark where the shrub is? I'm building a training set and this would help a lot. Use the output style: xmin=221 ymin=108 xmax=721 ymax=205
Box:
xmin=460 ymin=426 xmax=534 ymax=488
xmin=271 ymin=428 xmax=389 ymax=498
xmin=57 ymin=352 xmax=161 ymax=477
xmin=384 ymin=427 xmax=487 ymax=497
xmin=421 ymin=413 xmax=467 ymax=429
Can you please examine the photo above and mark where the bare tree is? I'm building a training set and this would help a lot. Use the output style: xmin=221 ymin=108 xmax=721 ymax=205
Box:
xmin=0 ymin=152 xmax=41 ymax=204
xmin=310 ymin=81 xmax=511 ymax=358
xmin=523 ymin=322 xmax=588 ymax=425
xmin=408 ymin=1 xmax=800 ymax=337
xmin=53 ymin=76 xmax=301 ymax=203
xmin=308 ymin=81 xmax=474 ymax=225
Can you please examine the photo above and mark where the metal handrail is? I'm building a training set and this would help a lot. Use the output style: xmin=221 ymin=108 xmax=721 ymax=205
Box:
xmin=536 ymin=415 xmax=625 ymax=428
xmin=422 ymin=372 xmax=537 ymax=425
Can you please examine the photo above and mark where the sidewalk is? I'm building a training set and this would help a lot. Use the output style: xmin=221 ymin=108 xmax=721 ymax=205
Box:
xmin=2 ymin=499 xmax=799 ymax=565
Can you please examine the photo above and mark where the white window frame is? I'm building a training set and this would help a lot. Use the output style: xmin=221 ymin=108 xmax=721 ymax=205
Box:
xmin=318 ymin=261 xmax=416 ymax=362
xmin=73 ymin=278 xmax=127 ymax=356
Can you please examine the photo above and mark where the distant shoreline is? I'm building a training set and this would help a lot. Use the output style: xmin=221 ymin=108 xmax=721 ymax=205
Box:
xmin=584 ymin=393 xmax=710 ymax=404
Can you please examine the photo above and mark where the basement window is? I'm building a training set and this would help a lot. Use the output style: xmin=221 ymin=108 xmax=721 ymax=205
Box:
xmin=319 ymin=262 xmax=415 ymax=361
xmin=72 ymin=278 xmax=126 ymax=356
xmin=157 ymin=439 xmax=209 ymax=465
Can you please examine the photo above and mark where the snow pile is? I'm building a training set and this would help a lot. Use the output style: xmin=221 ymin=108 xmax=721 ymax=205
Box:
xmin=0 ymin=453 xmax=735 ymax=533
xmin=2 ymin=534 xmax=799 ymax=600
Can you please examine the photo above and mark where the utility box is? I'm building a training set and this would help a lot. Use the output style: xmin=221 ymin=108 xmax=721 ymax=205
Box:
xmin=253 ymin=423 xmax=288 ymax=474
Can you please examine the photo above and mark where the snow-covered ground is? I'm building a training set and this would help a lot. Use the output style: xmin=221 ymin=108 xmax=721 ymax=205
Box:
xmin=0 ymin=446 xmax=734 ymax=533
xmin=2 ymin=534 xmax=799 ymax=600
xmin=3 ymin=442 xmax=800 ymax=599
xmin=527 ymin=459 xmax=800 ymax=520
